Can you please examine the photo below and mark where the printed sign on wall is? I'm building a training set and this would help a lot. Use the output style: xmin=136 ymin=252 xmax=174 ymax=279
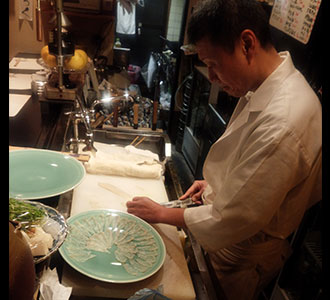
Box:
xmin=269 ymin=0 xmax=321 ymax=44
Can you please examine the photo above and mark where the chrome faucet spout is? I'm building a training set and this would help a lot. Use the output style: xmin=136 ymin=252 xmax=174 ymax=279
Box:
xmin=66 ymin=90 xmax=98 ymax=153
xmin=66 ymin=91 xmax=135 ymax=154
xmin=90 ymin=99 xmax=103 ymax=111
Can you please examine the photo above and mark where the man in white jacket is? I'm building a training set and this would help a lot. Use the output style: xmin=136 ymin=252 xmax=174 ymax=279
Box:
xmin=127 ymin=0 xmax=322 ymax=299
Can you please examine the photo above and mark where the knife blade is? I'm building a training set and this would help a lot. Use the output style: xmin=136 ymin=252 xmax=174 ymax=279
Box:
xmin=159 ymin=198 xmax=195 ymax=208
xmin=98 ymin=182 xmax=195 ymax=208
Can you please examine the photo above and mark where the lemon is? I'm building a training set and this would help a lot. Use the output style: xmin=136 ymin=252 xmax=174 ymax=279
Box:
xmin=40 ymin=45 xmax=57 ymax=68
xmin=45 ymin=54 xmax=57 ymax=68
xmin=75 ymin=49 xmax=88 ymax=64
xmin=41 ymin=45 xmax=49 ymax=61
xmin=64 ymin=49 xmax=88 ymax=71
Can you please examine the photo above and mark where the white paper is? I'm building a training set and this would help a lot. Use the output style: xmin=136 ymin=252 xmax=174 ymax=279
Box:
xmin=18 ymin=0 xmax=33 ymax=21
xmin=9 ymin=94 xmax=30 ymax=117
xmin=39 ymin=268 xmax=72 ymax=300
xmin=9 ymin=73 xmax=32 ymax=90
xmin=9 ymin=57 xmax=43 ymax=70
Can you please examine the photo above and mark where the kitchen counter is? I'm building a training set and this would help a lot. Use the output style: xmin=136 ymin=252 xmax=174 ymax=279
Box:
xmin=9 ymin=53 xmax=74 ymax=151
xmin=10 ymin=100 xmax=196 ymax=299
xmin=9 ymin=94 xmax=72 ymax=150
xmin=9 ymin=54 xmax=221 ymax=299
xmin=9 ymin=93 xmax=72 ymax=152
xmin=58 ymin=142 xmax=195 ymax=299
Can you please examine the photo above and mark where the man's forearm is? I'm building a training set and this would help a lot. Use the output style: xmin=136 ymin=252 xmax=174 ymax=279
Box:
xmin=159 ymin=207 xmax=187 ymax=228
xmin=126 ymin=197 xmax=187 ymax=228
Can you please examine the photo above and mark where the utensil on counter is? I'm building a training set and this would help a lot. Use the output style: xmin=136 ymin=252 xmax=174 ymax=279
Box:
xmin=98 ymin=182 xmax=196 ymax=208
xmin=159 ymin=198 xmax=196 ymax=208
xmin=130 ymin=135 xmax=146 ymax=147
xmin=133 ymin=102 xmax=139 ymax=129
xmin=91 ymin=111 xmax=114 ymax=129
xmin=103 ymin=111 xmax=114 ymax=123
xmin=152 ymin=99 xmax=158 ymax=130
xmin=113 ymin=103 xmax=119 ymax=127
xmin=91 ymin=112 xmax=106 ymax=129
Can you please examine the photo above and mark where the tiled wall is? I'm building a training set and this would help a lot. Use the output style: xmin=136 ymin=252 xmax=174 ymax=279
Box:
xmin=167 ymin=0 xmax=185 ymax=42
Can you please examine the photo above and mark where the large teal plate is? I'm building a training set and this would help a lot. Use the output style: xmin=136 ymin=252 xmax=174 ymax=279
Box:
xmin=9 ymin=149 xmax=85 ymax=200
xmin=59 ymin=209 xmax=166 ymax=283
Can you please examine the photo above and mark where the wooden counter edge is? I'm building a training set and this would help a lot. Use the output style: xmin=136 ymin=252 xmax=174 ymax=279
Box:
xmin=9 ymin=145 xmax=90 ymax=163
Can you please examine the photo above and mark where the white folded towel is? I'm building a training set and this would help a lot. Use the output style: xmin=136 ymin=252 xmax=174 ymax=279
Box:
xmin=85 ymin=144 xmax=164 ymax=179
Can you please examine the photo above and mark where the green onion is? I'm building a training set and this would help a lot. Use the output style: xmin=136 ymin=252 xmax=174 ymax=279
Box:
xmin=9 ymin=198 xmax=47 ymax=228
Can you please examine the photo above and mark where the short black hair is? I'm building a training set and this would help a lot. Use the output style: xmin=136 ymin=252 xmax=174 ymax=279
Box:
xmin=187 ymin=0 xmax=273 ymax=53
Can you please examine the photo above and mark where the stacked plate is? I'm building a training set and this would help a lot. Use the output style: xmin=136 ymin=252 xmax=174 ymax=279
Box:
xmin=9 ymin=149 xmax=85 ymax=200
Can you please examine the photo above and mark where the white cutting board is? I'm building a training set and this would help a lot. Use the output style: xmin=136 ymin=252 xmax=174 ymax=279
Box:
xmin=64 ymin=144 xmax=196 ymax=300
xmin=71 ymin=173 xmax=169 ymax=216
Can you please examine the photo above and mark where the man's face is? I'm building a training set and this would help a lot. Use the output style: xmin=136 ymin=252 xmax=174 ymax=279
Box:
xmin=196 ymin=37 xmax=252 ymax=98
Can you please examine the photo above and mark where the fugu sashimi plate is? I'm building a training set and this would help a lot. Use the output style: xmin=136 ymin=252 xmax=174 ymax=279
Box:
xmin=59 ymin=209 xmax=166 ymax=283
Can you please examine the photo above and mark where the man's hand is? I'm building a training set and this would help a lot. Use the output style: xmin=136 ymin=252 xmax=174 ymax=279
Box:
xmin=126 ymin=197 xmax=186 ymax=228
xmin=179 ymin=180 xmax=208 ymax=204
xmin=126 ymin=197 xmax=165 ymax=223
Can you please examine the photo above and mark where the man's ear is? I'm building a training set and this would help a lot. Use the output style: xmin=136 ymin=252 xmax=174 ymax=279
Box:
xmin=240 ymin=29 xmax=256 ymax=64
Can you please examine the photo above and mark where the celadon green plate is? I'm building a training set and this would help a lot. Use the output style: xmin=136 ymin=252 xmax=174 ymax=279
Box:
xmin=9 ymin=149 xmax=85 ymax=200
xmin=59 ymin=209 xmax=166 ymax=283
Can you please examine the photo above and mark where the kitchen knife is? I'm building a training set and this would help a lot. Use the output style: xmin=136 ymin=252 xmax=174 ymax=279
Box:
xmin=98 ymin=182 xmax=196 ymax=208
xmin=159 ymin=198 xmax=195 ymax=208
xmin=113 ymin=104 xmax=119 ymax=127
xmin=152 ymin=100 xmax=158 ymax=130
xmin=133 ymin=102 xmax=139 ymax=129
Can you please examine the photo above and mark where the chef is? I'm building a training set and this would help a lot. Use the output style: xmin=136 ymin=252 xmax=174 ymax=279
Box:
xmin=126 ymin=0 xmax=322 ymax=299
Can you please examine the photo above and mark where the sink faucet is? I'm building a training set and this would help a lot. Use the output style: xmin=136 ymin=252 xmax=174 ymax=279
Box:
xmin=66 ymin=91 xmax=97 ymax=153
xmin=66 ymin=91 xmax=135 ymax=154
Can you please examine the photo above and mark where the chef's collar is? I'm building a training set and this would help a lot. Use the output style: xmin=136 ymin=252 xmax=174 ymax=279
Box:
xmin=243 ymin=91 xmax=254 ymax=101
xmin=246 ymin=51 xmax=294 ymax=112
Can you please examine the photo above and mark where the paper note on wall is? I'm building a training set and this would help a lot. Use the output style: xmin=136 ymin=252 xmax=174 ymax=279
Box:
xmin=19 ymin=0 xmax=33 ymax=21
xmin=269 ymin=0 xmax=321 ymax=44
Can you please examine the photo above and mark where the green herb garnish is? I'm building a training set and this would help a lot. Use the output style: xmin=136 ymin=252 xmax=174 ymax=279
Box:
xmin=9 ymin=198 xmax=47 ymax=228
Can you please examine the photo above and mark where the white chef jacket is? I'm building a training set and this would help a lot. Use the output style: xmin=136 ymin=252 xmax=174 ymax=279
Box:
xmin=184 ymin=51 xmax=322 ymax=253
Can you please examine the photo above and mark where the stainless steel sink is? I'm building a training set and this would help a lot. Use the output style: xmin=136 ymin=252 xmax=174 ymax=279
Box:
xmin=91 ymin=128 xmax=166 ymax=161
xmin=62 ymin=110 xmax=167 ymax=161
